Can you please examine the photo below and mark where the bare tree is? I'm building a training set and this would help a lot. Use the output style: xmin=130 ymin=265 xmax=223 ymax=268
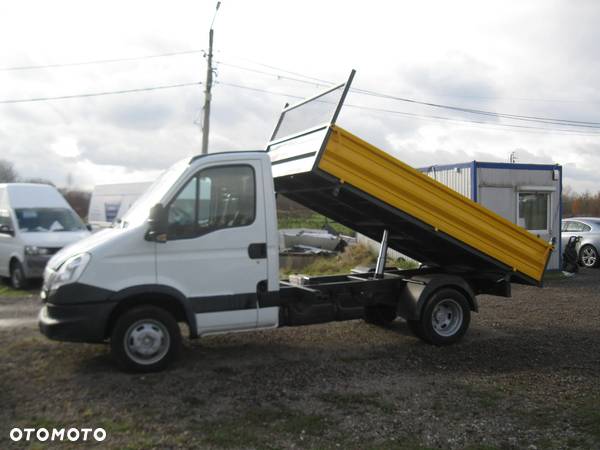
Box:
xmin=0 ymin=159 xmax=18 ymax=183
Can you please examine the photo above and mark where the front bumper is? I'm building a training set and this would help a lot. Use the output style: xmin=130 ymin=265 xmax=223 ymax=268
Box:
xmin=38 ymin=283 xmax=117 ymax=343
xmin=24 ymin=254 xmax=52 ymax=278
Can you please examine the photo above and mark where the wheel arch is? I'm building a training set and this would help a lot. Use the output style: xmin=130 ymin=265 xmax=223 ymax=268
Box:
xmin=105 ymin=285 xmax=198 ymax=339
xmin=397 ymin=274 xmax=478 ymax=321
xmin=9 ymin=255 xmax=23 ymax=270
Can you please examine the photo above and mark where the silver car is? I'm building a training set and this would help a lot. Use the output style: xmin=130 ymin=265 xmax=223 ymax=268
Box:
xmin=561 ymin=217 xmax=600 ymax=268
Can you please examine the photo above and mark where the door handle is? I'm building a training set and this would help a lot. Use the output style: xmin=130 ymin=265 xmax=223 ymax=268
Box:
xmin=248 ymin=243 xmax=267 ymax=259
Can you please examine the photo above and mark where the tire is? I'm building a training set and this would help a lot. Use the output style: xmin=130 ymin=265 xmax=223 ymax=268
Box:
xmin=415 ymin=288 xmax=471 ymax=345
xmin=364 ymin=304 xmax=397 ymax=325
xmin=10 ymin=260 xmax=28 ymax=290
xmin=579 ymin=245 xmax=599 ymax=268
xmin=110 ymin=306 xmax=181 ymax=373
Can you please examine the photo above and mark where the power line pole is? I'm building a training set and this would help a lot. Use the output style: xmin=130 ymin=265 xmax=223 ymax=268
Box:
xmin=201 ymin=1 xmax=221 ymax=155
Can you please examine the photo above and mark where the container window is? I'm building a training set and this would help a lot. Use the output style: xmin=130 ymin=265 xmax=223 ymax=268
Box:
xmin=518 ymin=192 xmax=549 ymax=232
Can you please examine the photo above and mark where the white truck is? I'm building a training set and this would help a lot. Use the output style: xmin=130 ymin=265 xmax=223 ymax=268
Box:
xmin=87 ymin=182 xmax=152 ymax=229
xmin=38 ymin=73 xmax=552 ymax=372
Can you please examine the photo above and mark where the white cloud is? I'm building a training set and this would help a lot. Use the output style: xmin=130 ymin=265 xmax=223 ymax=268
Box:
xmin=0 ymin=0 xmax=598 ymax=192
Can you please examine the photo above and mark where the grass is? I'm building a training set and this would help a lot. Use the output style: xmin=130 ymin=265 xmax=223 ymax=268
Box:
xmin=202 ymin=407 xmax=329 ymax=449
xmin=281 ymin=243 xmax=418 ymax=276
xmin=573 ymin=397 xmax=600 ymax=440
xmin=458 ymin=383 xmax=506 ymax=409
xmin=0 ymin=284 xmax=34 ymax=297
xmin=318 ymin=391 xmax=396 ymax=414
xmin=278 ymin=211 xmax=355 ymax=236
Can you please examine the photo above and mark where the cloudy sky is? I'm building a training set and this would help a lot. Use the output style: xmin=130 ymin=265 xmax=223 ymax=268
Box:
xmin=0 ymin=0 xmax=599 ymax=191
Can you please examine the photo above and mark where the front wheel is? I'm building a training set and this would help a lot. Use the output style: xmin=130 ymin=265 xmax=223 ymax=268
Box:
xmin=10 ymin=261 xmax=28 ymax=290
xmin=110 ymin=306 xmax=181 ymax=372
xmin=579 ymin=245 xmax=599 ymax=268
xmin=409 ymin=288 xmax=471 ymax=345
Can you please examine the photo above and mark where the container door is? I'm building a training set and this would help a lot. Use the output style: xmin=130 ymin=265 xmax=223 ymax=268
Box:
xmin=156 ymin=161 xmax=267 ymax=335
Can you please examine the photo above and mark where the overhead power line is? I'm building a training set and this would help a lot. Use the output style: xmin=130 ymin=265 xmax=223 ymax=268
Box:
xmin=0 ymin=81 xmax=202 ymax=104
xmin=216 ymin=80 xmax=600 ymax=137
xmin=218 ymin=54 xmax=596 ymax=105
xmin=0 ymin=50 xmax=205 ymax=72
xmin=216 ymin=61 xmax=331 ymax=88
xmin=352 ymin=88 xmax=600 ymax=127
xmin=214 ymin=59 xmax=600 ymax=128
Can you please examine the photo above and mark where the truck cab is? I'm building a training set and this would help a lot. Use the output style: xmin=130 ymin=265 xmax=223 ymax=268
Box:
xmin=40 ymin=151 xmax=281 ymax=371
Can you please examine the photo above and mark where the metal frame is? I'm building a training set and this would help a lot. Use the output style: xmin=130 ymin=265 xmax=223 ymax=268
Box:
xmin=267 ymin=69 xmax=356 ymax=146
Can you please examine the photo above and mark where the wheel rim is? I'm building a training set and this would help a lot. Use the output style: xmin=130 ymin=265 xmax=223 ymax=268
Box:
xmin=431 ymin=299 xmax=463 ymax=337
xmin=124 ymin=319 xmax=170 ymax=365
xmin=582 ymin=247 xmax=597 ymax=267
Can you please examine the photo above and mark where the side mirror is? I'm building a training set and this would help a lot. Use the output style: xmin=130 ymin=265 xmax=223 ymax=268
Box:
xmin=86 ymin=224 xmax=93 ymax=232
xmin=0 ymin=224 xmax=15 ymax=236
xmin=145 ymin=203 xmax=168 ymax=242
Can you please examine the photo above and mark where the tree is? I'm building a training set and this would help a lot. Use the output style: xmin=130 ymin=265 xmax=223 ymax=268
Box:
xmin=60 ymin=189 xmax=91 ymax=220
xmin=0 ymin=159 xmax=18 ymax=183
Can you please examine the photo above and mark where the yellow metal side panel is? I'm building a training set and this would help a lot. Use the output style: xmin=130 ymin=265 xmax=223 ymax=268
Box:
xmin=319 ymin=125 xmax=553 ymax=282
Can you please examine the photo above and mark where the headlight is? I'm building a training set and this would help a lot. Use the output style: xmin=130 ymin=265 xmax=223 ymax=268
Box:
xmin=24 ymin=245 xmax=50 ymax=256
xmin=51 ymin=253 xmax=91 ymax=290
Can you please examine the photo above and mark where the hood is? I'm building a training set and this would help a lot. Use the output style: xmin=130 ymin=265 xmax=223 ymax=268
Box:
xmin=47 ymin=228 xmax=121 ymax=270
xmin=20 ymin=230 xmax=90 ymax=248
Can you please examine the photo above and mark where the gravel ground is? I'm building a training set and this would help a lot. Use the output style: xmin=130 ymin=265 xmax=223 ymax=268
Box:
xmin=0 ymin=271 xmax=599 ymax=450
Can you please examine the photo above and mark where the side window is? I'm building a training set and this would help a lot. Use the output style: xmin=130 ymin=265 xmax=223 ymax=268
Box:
xmin=166 ymin=165 xmax=255 ymax=240
xmin=167 ymin=177 xmax=198 ymax=240
xmin=569 ymin=222 xmax=590 ymax=232
xmin=561 ymin=221 xmax=570 ymax=232
xmin=198 ymin=165 xmax=255 ymax=232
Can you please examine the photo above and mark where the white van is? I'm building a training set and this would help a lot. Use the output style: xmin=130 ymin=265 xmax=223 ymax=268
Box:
xmin=0 ymin=183 xmax=90 ymax=288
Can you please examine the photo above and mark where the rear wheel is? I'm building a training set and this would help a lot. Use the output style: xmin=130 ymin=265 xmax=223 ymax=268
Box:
xmin=579 ymin=245 xmax=599 ymax=268
xmin=364 ymin=304 xmax=397 ymax=325
xmin=410 ymin=288 xmax=470 ymax=345
xmin=10 ymin=260 xmax=27 ymax=290
xmin=110 ymin=306 xmax=181 ymax=372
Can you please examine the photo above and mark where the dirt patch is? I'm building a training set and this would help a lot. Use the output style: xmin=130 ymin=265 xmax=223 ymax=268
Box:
xmin=0 ymin=271 xmax=599 ymax=449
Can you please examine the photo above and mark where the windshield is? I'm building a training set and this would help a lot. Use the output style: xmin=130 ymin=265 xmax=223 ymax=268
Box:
xmin=15 ymin=208 xmax=86 ymax=232
xmin=120 ymin=158 xmax=190 ymax=228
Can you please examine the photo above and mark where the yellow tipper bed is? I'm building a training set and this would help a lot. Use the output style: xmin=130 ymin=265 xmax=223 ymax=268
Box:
xmin=319 ymin=125 xmax=553 ymax=283
xmin=267 ymin=71 xmax=553 ymax=286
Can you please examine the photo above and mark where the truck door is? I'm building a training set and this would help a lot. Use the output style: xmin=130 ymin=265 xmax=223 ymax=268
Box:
xmin=156 ymin=161 xmax=268 ymax=335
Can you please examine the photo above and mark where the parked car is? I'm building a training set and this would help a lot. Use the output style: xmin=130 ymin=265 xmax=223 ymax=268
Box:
xmin=561 ymin=217 xmax=600 ymax=268
xmin=0 ymin=183 xmax=90 ymax=288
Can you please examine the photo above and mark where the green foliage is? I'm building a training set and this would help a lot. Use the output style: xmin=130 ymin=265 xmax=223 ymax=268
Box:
xmin=0 ymin=284 xmax=33 ymax=297
xmin=281 ymin=244 xmax=418 ymax=276
xmin=278 ymin=211 xmax=355 ymax=236
xmin=281 ymin=244 xmax=376 ymax=276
